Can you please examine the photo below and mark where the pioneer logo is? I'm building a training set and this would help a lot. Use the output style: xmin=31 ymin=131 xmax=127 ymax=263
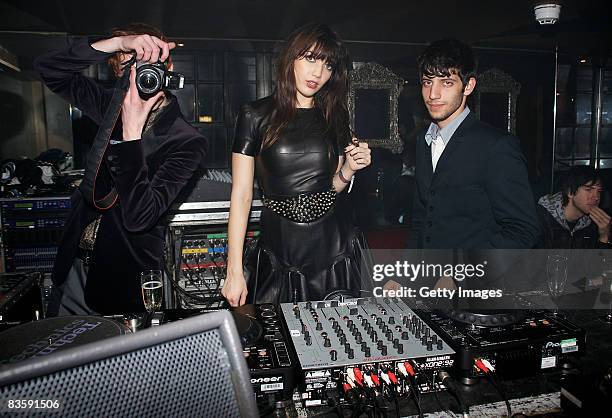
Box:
xmin=251 ymin=376 xmax=283 ymax=384
xmin=545 ymin=341 xmax=560 ymax=349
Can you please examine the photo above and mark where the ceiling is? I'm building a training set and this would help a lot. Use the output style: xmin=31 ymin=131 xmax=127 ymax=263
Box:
xmin=0 ymin=0 xmax=610 ymax=76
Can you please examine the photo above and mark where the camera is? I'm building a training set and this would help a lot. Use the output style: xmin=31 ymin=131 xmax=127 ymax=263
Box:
xmin=135 ymin=61 xmax=184 ymax=98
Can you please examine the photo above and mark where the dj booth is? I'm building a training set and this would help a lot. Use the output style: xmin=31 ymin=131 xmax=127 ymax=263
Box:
xmin=1 ymin=172 xmax=611 ymax=416
xmin=0 ymin=294 xmax=609 ymax=417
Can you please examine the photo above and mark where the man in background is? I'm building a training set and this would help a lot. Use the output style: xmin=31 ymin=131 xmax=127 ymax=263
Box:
xmin=538 ymin=165 xmax=611 ymax=248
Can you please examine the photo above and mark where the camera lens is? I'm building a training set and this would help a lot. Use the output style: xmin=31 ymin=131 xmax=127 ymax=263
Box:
xmin=136 ymin=68 xmax=161 ymax=94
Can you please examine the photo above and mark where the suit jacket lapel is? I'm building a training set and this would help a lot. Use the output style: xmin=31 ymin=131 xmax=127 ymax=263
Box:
xmin=430 ymin=112 xmax=477 ymax=184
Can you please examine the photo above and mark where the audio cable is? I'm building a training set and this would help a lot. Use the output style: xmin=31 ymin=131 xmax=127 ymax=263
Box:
xmin=398 ymin=362 xmax=424 ymax=418
xmin=437 ymin=371 xmax=469 ymax=418
xmin=475 ymin=358 xmax=512 ymax=418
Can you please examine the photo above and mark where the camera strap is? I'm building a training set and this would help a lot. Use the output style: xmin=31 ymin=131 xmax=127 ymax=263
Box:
xmin=79 ymin=57 xmax=134 ymax=210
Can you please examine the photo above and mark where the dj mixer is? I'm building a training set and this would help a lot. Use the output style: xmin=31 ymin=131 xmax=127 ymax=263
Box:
xmin=280 ymin=297 xmax=455 ymax=407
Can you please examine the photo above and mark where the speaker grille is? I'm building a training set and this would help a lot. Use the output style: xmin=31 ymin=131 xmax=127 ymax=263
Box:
xmin=1 ymin=329 xmax=241 ymax=417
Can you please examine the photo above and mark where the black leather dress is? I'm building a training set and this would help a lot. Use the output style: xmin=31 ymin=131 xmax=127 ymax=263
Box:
xmin=233 ymin=96 xmax=371 ymax=303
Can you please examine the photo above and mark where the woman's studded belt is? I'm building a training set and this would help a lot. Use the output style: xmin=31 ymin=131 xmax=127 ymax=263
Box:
xmin=262 ymin=189 xmax=336 ymax=223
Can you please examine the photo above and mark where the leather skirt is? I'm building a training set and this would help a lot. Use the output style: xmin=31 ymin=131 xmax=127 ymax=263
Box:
xmin=244 ymin=204 xmax=373 ymax=304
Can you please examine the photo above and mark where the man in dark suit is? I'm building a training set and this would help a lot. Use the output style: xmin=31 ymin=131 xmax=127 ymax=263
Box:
xmin=407 ymin=38 xmax=539 ymax=249
xmin=35 ymin=23 xmax=207 ymax=315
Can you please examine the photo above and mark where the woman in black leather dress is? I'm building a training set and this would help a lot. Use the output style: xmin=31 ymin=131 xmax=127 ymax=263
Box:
xmin=222 ymin=23 xmax=372 ymax=306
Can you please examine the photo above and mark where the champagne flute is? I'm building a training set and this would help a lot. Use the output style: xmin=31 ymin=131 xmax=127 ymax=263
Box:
xmin=600 ymin=255 xmax=612 ymax=323
xmin=546 ymin=254 xmax=568 ymax=316
xmin=141 ymin=270 xmax=163 ymax=313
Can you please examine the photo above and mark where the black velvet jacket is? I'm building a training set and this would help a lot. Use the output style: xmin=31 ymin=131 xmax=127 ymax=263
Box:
xmin=34 ymin=38 xmax=207 ymax=314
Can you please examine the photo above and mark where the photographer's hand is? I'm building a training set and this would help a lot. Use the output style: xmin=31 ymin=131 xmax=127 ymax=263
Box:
xmin=92 ymin=35 xmax=176 ymax=63
xmin=121 ymin=65 xmax=164 ymax=141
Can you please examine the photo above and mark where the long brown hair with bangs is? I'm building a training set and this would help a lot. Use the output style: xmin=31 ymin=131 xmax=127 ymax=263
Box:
xmin=264 ymin=22 xmax=351 ymax=149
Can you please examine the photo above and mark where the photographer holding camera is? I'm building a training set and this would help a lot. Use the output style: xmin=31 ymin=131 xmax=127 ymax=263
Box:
xmin=35 ymin=23 xmax=207 ymax=315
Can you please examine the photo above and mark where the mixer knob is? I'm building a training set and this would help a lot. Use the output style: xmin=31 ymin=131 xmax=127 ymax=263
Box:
xmin=361 ymin=342 xmax=368 ymax=352
xmin=401 ymin=331 xmax=410 ymax=340
xmin=294 ymin=309 xmax=300 ymax=319
xmin=376 ymin=318 xmax=383 ymax=326
xmin=388 ymin=317 xmax=395 ymax=324
xmin=371 ymin=332 xmax=378 ymax=342
xmin=437 ymin=340 xmax=444 ymax=350
xmin=415 ymin=330 xmax=421 ymax=339
xmin=350 ymin=308 xmax=358 ymax=315
xmin=305 ymin=335 xmax=312 ymax=346
xmin=377 ymin=340 xmax=384 ymax=349
xmin=431 ymin=335 xmax=437 ymax=344
xmin=347 ymin=320 xmax=354 ymax=328
xmin=364 ymin=347 xmax=371 ymax=357
xmin=339 ymin=336 xmax=347 ymax=346
xmin=348 ymin=350 xmax=355 ymax=359
xmin=324 ymin=338 xmax=331 ymax=347
xmin=386 ymin=331 xmax=393 ymax=341
xmin=393 ymin=339 xmax=400 ymax=348
xmin=330 ymin=350 xmax=338 ymax=361
xmin=316 ymin=322 xmax=323 ymax=331
xmin=345 ymin=343 xmax=351 ymax=353
xmin=355 ymin=335 xmax=363 ymax=344
xmin=397 ymin=344 xmax=404 ymax=354
xmin=427 ymin=342 xmax=433 ymax=351
xmin=425 ymin=328 xmax=430 ymax=337
xmin=380 ymin=345 xmax=388 ymax=356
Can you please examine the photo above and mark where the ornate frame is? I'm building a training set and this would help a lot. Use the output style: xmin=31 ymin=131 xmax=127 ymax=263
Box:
xmin=475 ymin=68 xmax=521 ymax=134
xmin=348 ymin=63 xmax=404 ymax=153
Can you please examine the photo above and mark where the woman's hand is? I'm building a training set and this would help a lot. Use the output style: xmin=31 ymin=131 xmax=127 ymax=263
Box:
xmin=221 ymin=270 xmax=249 ymax=307
xmin=344 ymin=139 xmax=371 ymax=172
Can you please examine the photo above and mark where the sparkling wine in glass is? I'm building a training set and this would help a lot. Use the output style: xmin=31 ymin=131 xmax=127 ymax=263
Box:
xmin=141 ymin=270 xmax=163 ymax=312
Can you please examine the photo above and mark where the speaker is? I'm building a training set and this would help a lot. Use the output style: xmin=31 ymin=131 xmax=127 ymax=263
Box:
xmin=0 ymin=310 xmax=257 ymax=417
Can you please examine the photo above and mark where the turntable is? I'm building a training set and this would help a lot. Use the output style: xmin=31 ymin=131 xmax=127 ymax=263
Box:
xmin=444 ymin=295 xmax=527 ymax=327
xmin=417 ymin=301 xmax=586 ymax=384
xmin=163 ymin=305 xmax=298 ymax=406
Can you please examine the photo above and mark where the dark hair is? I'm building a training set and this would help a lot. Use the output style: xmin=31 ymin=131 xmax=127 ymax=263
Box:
xmin=561 ymin=165 xmax=602 ymax=206
xmin=417 ymin=38 xmax=476 ymax=86
xmin=107 ymin=23 xmax=170 ymax=77
xmin=264 ymin=22 xmax=351 ymax=148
